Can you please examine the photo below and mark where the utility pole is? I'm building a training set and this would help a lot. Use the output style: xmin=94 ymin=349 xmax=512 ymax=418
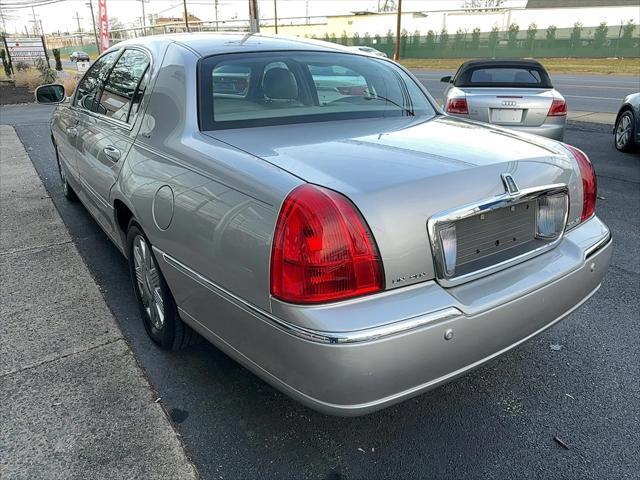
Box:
xmin=138 ymin=0 xmax=146 ymax=32
xmin=273 ymin=0 xmax=278 ymax=34
xmin=31 ymin=7 xmax=39 ymax=35
xmin=305 ymin=0 xmax=309 ymax=25
xmin=214 ymin=0 xmax=219 ymax=31
xmin=393 ymin=0 xmax=402 ymax=61
xmin=249 ymin=0 xmax=259 ymax=33
xmin=182 ymin=0 xmax=190 ymax=32
xmin=86 ymin=1 xmax=99 ymax=52
xmin=74 ymin=11 xmax=84 ymax=46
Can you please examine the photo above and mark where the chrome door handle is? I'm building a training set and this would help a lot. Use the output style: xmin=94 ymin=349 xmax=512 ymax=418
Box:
xmin=65 ymin=127 xmax=78 ymax=136
xmin=103 ymin=145 xmax=121 ymax=162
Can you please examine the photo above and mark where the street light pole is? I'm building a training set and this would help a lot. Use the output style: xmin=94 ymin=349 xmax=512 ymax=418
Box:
xmin=393 ymin=0 xmax=402 ymax=61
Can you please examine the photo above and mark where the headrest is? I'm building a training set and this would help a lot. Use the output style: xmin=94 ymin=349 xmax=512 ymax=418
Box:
xmin=263 ymin=67 xmax=298 ymax=100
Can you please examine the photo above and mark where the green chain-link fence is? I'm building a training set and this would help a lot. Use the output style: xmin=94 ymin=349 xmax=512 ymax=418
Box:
xmin=320 ymin=23 xmax=639 ymax=59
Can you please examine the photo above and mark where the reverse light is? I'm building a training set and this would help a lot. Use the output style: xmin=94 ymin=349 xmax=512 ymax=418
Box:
xmin=446 ymin=97 xmax=469 ymax=115
xmin=566 ymin=144 xmax=597 ymax=222
xmin=536 ymin=194 xmax=567 ymax=239
xmin=438 ymin=224 xmax=457 ymax=276
xmin=547 ymin=98 xmax=567 ymax=117
xmin=270 ymin=185 xmax=383 ymax=304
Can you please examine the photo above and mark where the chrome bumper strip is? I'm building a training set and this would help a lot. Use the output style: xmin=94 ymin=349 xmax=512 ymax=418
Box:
xmin=153 ymin=246 xmax=462 ymax=345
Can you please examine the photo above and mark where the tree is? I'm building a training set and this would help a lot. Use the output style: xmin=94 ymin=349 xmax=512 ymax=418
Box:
xmin=545 ymin=24 xmax=557 ymax=46
xmin=352 ymin=32 xmax=360 ymax=45
xmin=363 ymin=32 xmax=371 ymax=45
xmin=440 ymin=28 xmax=449 ymax=50
xmin=462 ymin=0 xmax=504 ymax=11
xmin=488 ymin=25 xmax=500 ymax=55
xmin=426 ymin=30 xmax=435 ymax=50
xmin=621 ymin=19 xmax=636 ymax=47
xmin=374 ymin=34 xmax=382 ymax=46
xmin=323 ymin=33 xmax=330 ymax=42
xmin=593 ymin=21 xmax=608 ymax=49
xmin=471 ymin=27 xmax=481 ymax=50
xmin=330 ymin=33 xmax=337 ymax=43
xmin=386 ymin=29 xmax=394 ymax=45
xmin=570 ymin=22 xmax=583 ymax=49
xmin=507 ymin=23 xmax=519 ymax=48
xmin=527 ymin=23 xmax=537 ymax=46
xmin=341 ymin=30 xmax=348 ymax=45
xmin=454 ymin=28 xmax=465 ymax=50
xmin=413 ymin=30 xmax=421 ymax=46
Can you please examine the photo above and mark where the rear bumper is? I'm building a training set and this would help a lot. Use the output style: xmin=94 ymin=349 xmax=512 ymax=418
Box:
xmin=163 ymin=217 xmax=611 ymax=416
xmin=507 ymin=121 xmax=566 ymax=141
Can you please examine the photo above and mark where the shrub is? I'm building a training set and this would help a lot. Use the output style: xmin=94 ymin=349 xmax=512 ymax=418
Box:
xmin=330 ymin=33 xmax=337 ymax=43
xmin=454 ymin=28 xmax=465 ymax=50
xmin=570 ymin=22 xmax=583 ymax=48
xmin=546 ymin=25 xmax=557 ymax=45
xmin=15 ymin=61 xmax=30 ymax=72
xmin=60 ymin=75 xmax=79 ymax=96
xmin=471 ymin=27 xmax=481 ymax=50
xmin=488 ymin=26 xmax=500 ymax=54
xmin=440 ymin=28 xmax=449 ymax=49
xmin=52 ymin=48 xmax=63 ymax=71
xmin=527 ymin=23 xmax=537 ymax=46
xmin=14 ymin=69 xmax=41 ymax=90
xmin=621 ymin=19 xmax=636 ymax=47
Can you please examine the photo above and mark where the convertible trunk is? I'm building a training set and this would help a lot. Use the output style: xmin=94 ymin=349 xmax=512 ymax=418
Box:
xmin=207 ymin=115 xmax=583 ymax=289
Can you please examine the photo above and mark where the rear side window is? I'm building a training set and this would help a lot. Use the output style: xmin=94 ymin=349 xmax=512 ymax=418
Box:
xmin=74 ymin=50 xmax=120 ymax=113
xmin=97 ymin=49 xmax=150 ymax=123
xmin=456 ymin=66 xmax=552 ymax=88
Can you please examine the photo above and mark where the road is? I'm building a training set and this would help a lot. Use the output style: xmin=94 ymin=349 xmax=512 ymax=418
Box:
xmin=410 ymin=69 xmax=639 ymax=113
xmin=1 ymin=104 xmax=639 ymax=480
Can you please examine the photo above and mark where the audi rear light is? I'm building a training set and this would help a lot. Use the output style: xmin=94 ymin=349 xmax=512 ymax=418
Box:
xmin=446 ymin=97 xmax=469 ymax=115
xmin=566 ymin=144 xmax=597 ymax=222
xmin=270 ymin=185 xmax=384 ymax=304
xmin=548 ymin=98 xmax=567 ymax=117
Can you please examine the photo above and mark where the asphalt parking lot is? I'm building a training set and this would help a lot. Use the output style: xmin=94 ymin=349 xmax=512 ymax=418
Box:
xmin=2 ymin=104 xmax=639 ymax=479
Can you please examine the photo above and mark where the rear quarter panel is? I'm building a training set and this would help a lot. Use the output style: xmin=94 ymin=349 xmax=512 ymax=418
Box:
xmin=116 ymin=42 xmax=300 ymax=313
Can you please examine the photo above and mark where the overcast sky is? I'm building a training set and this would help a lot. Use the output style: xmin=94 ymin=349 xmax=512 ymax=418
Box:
xmin=1 ymin=0 xmax=526 ymax=35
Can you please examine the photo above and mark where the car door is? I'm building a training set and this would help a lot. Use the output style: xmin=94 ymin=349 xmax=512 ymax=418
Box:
xmin=74 ymin=48 xmax=150 ymax=238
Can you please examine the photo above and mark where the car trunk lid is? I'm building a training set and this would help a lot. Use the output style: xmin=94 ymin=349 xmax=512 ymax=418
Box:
xmin=206 ymin=115 xmax=582 ymax=289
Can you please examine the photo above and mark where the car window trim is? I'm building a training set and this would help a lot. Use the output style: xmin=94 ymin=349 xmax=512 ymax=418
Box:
xmin=197 ymin=50 xmax=437 ymax=131
xmin=96 ymin=47 xmax=151 ymax=126
xmin=72 ymin=48 xmax=123 ymax=109
xmin=71 ymin=46 xmax=153 ymax=131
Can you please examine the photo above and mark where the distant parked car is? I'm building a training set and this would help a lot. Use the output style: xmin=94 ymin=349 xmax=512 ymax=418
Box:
xmin=70 ymin=51 xmax=90 ymax=62
xmin=614 ymin=92 xmax=639 ymax=153
xmin=441 ymin=59 xmax=566 ymax=140
xmin=348 ymin=46 xmax=387 ymax=57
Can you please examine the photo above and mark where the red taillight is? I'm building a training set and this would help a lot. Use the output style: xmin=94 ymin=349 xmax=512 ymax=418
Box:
xmin=566 ymin=144 xmax=597 ymax=222
xmin=446 ymin=97 xmax=469 ymax=115
xmin=548 ymin=98 xmax=567 ymax=116
xmin=270 ymin=185 xmax=383 ymax=304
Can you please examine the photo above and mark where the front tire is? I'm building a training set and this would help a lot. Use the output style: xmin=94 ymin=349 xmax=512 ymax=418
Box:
xmin=614 ymin=110 xmax=637 ymax=153
xmin=126 ymin=222 xmax=197 ymax=350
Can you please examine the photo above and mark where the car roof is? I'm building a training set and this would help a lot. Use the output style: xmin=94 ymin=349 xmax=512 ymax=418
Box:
xmin=112 ymin=33 xmax=353 ymax=58
xmin=457 ymin=58 xmax=546 ymax=72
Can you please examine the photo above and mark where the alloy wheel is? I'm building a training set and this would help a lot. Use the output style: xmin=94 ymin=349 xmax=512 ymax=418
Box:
xmin=132 ymin=235 xmax=165 ymax=330
xmin=616 ymin=114 xmax=632 ymax=149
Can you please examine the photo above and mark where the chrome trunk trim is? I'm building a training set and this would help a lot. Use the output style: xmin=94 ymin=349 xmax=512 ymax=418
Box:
xmin=427 ymin=183 xmax=569 ymax=287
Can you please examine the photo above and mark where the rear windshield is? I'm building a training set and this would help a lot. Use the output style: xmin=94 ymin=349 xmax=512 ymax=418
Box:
xmin=454 ymin=66 xmax=552 ymax=88
xmin=198 ymin=51 xmax=435 ymax=130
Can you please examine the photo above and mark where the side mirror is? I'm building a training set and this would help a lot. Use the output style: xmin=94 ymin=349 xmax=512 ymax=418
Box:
xmin=35 ymin=84 xmax=66 ymax=104
xmin=440 ymin=75 xmax=452 ymax=84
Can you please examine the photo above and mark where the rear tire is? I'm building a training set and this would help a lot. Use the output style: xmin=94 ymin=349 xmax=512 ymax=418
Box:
xmin=126 ymin=222 xmax=197 ymax=350
xmin=614 ymin=110 xmax=637 ymax=153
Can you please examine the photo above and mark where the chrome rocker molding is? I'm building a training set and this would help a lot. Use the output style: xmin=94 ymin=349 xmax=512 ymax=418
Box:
xmin=427 ymin=183 xmax=569 ymax=287
xmin=153 ymin=246 xmax=462 ymax=345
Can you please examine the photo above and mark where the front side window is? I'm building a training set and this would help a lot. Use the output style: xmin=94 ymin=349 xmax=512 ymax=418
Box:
xmin=74 ymin=50 xmax=120 ymax=113
xmin=97 ymin=49 xmax=150 ymax=123
xmin=199 ymin=51 xmax=435 ymax=130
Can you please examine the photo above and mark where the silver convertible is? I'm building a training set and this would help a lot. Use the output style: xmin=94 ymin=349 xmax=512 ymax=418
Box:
xmin=36 ymin=34 xmax=611 ymax=416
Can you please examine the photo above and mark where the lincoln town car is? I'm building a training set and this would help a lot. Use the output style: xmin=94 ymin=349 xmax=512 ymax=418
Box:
xmin=35 ymin=34 xmax=611 ymax=416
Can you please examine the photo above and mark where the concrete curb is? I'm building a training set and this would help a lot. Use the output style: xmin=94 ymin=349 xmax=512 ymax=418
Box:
xmin=0 ymin=125 xmax=198 ymax=480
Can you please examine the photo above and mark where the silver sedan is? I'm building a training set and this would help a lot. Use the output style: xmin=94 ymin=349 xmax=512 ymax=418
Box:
xmin=441 ymin=59 xmax=567 ymax=140
xmin=35 ymin=34 xmax=610 ymax=416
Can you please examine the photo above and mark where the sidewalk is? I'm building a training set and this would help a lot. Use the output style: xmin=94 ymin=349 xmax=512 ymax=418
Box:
xmin=0 ymin=125 xmax=197 ymax=479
